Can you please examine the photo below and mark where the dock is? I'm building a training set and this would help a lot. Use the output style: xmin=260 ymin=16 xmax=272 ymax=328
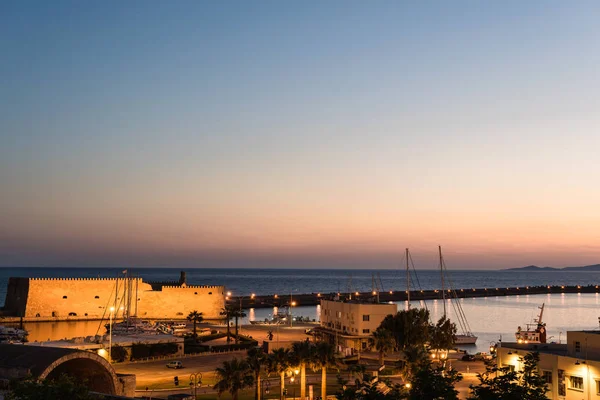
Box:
xmin=234 ymin=284 xmax=600 ymax=309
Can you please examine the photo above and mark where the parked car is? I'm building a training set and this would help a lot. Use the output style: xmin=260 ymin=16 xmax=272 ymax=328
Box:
xmin=166 ymin=361 xmax=183 ymax=369
xmin=474 ymin=352 xmax=493 ymax=360
xmin=461 ymin=354 xmax=475 ymax=361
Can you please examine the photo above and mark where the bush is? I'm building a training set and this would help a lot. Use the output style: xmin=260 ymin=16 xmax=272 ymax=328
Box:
xmin=111 ymin=344 xmax=128 ymax=363
xmin=131 ymin=342 xmax=179 ymax=360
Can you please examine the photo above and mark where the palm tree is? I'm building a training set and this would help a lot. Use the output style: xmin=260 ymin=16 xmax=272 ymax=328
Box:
xmin=369 ymin=327 xmax=394 ymax=366
xmin=268 ymin=348 xmax=291 ymax=400
xmin=220 ymin=307 xmax=234 ymax=343
xmin=186 ymin=310 xmax=204 ymax=338
xmin=312 ymin=341 xmax=337 ymax=400
xmin=231 ymin=309 xmax=247 ymax=343
xmin=246 ymin=347 xmax=267 ymax=400
xmin=291 ymin=340 xmax=315 ymax=400
xmin=214 ymin=358 xmax=254 ymax=400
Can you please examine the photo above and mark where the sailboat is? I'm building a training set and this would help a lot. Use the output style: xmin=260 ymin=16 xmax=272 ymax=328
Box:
xmin=438 ymin=246 xmax=478 ymax=345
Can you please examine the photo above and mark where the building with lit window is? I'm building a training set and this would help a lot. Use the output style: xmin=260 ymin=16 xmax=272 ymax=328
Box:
xmin=497 ymin=331 xmax=600 ymax=399
xmin=315 ymin=299 xmax=397 ymax=356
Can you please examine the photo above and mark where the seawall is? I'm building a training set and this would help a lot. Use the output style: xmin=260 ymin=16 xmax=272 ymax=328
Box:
xmin=234 ymin=284 xmax=600 ymax=309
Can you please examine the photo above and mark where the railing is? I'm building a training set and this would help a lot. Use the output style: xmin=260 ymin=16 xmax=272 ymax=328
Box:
xmin=118 ymin=348 xmax=247 ymax=364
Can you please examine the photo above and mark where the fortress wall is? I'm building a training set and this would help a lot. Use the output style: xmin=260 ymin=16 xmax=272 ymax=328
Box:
xmin=24 ymin=278 xmax=124 ymax=318
xmin=137 ymin=286 xmax=225 ymax=320
xmin=19 ymin=278 xmax=225 ymax=320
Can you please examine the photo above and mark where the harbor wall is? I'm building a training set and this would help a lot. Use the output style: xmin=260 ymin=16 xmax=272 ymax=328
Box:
xmin=3 ymin=278 xmax=225 ymax=321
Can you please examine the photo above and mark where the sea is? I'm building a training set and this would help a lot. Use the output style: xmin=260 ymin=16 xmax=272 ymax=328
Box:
xmin=2 ymin=267 xmax=600 ymax=353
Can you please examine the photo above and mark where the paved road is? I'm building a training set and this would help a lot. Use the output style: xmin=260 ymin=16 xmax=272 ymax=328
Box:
xmin=114 ymin=352 xmax=246 ymax=389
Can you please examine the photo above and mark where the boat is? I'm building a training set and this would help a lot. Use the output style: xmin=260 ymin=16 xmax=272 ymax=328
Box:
xmin=0 ymin=326 xmax=28 ymax=343
xmin=250 ymin=310 xmax=288 ymax=325
xmin=105 ymin=318 xmax=159 ymax=334
xmin=515 ymin=303 xmax=546 ymax=344
xmin=438 ymin=246 xmax=478 ymax=345
xmin=100 ymin=271 xmax=162 ymax=336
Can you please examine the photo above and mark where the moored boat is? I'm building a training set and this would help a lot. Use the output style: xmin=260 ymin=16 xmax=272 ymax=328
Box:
xmin=0 ymin=326 xmax=28 ymax=343
xmin=515 ymin=303 xmax=546 ymax=344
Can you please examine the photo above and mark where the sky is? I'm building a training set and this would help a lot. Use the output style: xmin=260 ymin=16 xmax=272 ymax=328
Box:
xmin=1 ymin=1 xmax=600 ymax=269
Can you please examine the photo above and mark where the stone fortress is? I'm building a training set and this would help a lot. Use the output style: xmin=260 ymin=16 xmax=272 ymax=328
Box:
xmin=1 ymin=271 xmax=225 ymax=321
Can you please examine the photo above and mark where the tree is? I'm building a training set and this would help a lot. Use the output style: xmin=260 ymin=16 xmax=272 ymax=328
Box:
xmin=268 ymin=348 xmax=291 ymax=400
xmin=379 ymin=309 xmax=431 ymax=353
xmin=6 ymin=374 xmax=98 ymax=400
xmin=468 ymin=352 xmax=548 ymax=400
xmin=408 ymin=359 xmax=462 ymax=400
xmin=369 ymin=328 xmax=395 ymax=366
xmin=313 ymin=341 xmax=338 ymax=400
xmin=187 ymin=310 xmax=204 ymax=338
xmin=429 ymin=316 xmax=456 ymax=352
xmin=246 ymin=347 xmax=267 ymax=400
xmin=220 ymin=307 xmax=234 ymax=343
xmin=231 ymin=308 xmax=247 ymax=343
xmin=110 ymin=344 xmax=128 ymax=363
xmin=291 ymin=340 xmax=315 ymax=400
xmin=335 ymin=376 xmax=408 ymax=400
xmin=214 ymin=358 xmax=254 ymax=400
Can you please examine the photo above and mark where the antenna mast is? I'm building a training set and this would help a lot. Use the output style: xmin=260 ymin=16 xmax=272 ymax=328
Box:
xmin=439 ymin=245 xmax=446 ymax=318
xmin=406 ymin=248 xmax=410 ymax=309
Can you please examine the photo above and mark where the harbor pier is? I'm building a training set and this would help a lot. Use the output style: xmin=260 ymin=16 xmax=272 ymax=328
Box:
xmin=234 ymin=284 xmax=600 ymax=309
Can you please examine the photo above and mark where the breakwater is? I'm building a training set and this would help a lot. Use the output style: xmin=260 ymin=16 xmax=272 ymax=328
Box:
xmin=235 ymin=284 xmax=600 ymax=309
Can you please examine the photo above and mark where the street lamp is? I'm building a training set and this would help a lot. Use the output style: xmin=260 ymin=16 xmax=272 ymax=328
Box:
xmin=290 ymin=301 xmax=297 ymax=328
xmin=109 ymin=306 xmax=115 ymax=363
xmin=489 ymin=341 xmax=497 ymax=356
xmin=262 ymin=379 xmax=270 ymax=398
xmin=108 ymin=306 xmax=123 ymax=363
xmin=189 ymin=372 xmax=202 ymax=398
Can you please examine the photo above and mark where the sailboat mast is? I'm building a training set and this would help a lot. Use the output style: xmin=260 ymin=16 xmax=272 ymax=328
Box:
xmin=406 ymin=248 xmax=410 ymax=308
xmin=439 ymin=246 xmax=446 ymax=318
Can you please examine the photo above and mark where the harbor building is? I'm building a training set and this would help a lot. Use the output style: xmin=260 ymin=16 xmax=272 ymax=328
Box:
xmin=1 ymin=271 xmax=225 ymax=321
xmin=498 ymin=330 xmax=600 ymax=399
xmin=316 ymin=298 xmax=397 ymax=356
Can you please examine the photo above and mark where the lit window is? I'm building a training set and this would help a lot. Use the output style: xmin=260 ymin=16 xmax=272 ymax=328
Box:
xmin=362 ymin=315 xmax=370 ymax=322
xmin=569 ymin=376 xmax=583 ymax=391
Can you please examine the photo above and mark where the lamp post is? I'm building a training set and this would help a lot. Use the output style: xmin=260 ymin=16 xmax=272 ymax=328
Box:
xmin=189 ymin=372 xmax=202 ymax=398
xmin=109 ymin=306 xmax=115 ymax=363
xmin=262 ymin=379 xmax=270 ymax=399
xmin=290 ymin=301 xmax=297 ymax=328
xmin=489 ymin=341 xmax=497 ymax=357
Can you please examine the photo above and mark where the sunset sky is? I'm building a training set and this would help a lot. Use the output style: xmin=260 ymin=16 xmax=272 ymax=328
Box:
xmin=2 ymin=1 xmax=600 ymax=269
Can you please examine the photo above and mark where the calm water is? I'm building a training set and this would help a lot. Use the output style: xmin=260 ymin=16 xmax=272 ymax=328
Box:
xmin=8 ymin=293 xmax=600 ymax=354
xmin=3 ymin=268 xmax=600 ymax=353
xmin=247 ymin=292 xmax=600 ymax=353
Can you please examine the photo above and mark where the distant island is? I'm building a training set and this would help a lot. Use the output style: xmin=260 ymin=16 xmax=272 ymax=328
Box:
xmin=505 ymin=264 xmax=600 ymax=271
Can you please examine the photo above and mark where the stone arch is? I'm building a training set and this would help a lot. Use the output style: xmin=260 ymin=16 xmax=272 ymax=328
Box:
xmin=38 ymin=351 xmax=118 ymax=395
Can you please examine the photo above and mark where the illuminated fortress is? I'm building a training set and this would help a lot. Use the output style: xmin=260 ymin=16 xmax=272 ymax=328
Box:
xmin=2 ymin=271 xmax=225 ymax=321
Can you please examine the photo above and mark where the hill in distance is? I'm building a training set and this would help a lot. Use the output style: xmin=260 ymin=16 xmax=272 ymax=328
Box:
xmin=505 ymin=264 xmax=600 ymax=271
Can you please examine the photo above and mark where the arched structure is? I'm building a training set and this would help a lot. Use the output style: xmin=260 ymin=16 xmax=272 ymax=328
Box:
xmin=0 ymin=345 xmax=120 ymax=395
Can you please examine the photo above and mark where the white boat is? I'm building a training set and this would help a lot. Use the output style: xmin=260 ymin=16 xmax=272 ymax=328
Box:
xmin=0 ymin=326 xmax=28 ymax=343
xmin=515 ymin=303 xmax=546 ymax=344
xmin=438 ymin=246 xmax=478 ymax=345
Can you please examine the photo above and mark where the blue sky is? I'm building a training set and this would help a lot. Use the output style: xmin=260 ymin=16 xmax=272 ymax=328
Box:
xmin=1 ymin=1 xmax=600 ymax=268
